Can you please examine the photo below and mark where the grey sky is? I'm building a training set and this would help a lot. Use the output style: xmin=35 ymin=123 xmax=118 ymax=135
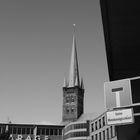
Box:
xmin=0 ymin=0 xmax=109 ymax=124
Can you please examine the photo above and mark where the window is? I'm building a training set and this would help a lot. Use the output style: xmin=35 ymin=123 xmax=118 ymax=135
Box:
xmin=13 ymin=127 xmax=17 ymax=134
xmin=74 ymin=123 xmax=86 ymax=129
xmin=95 ymin=122 xmax=98 ymax=130
xmin=46 ymin=129 xmax=49 ymax=135
xmin=92 ymin=135 xmax=94 ymax=140
xmin=26 ymin=128 xmax=30 ymax=134
xmin=71 ymin=107 xmax=75 ymax=113
xmin=71 ymin=96 xmax=75 ymax=102
xmin=95 ymin=134 xmax=98 ymax=140
xmin=37 ymin=128 xmax=41 ymax=135
xmin=42 ymin=128 xmax=45 ymax=135
xmin=99 ymin=132 xmax=101 ymax=140
xmin=99 ymin=119 xmax=101 ymax=128
xmin=9 ymin=127 xmax=12 ymax=134
xmin=31 ymin=128 xmax=34 ymax=134
xmin=22 ymin=128 xmax=25 ymax=134
xmin=102 ymin=117 xmax=105 ymax=126
xmin=91 ymin=123 xmax=94 ymax=132
xmin=1 ymin=127 xmax=4 ymax=134
xmin=103 ymin=131 xmax=105 ymax=140
xmin=110 ymin=126 xmax=113 ymax=138
xmin=66 ymin=108 xmax=69 ymax=113
xmin=70 ymin=131 xmax=87 ymax=137
xmin=54 ymin=129 xmax=57 ymax=135
xmin=66 ymin=96 xmax=70 ymax=103
xmin=114 ymin=126 xmax=116 ymax=136
xmin=1 ymin=127 xmax=5 ymax=133
xmin=107 ymin=128 xmax=109 ymax=139
xmin=59 ymin=129 xmax=62 ymax=135
xmin=18 ymin=128 xmax=21 ymax=134
xmin=50 ymin=129 xmax=53 ymax=135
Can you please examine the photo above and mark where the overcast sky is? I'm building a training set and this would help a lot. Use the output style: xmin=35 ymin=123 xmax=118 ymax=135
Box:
xmin=0 ymin=0 xmax=109 ymax=124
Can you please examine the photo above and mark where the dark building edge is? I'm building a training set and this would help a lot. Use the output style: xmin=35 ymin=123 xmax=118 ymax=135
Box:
xmin=99 ymin=0 xmax=114 ymax=81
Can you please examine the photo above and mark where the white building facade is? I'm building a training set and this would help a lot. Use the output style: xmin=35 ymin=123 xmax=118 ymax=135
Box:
xmin=90 ymin=112 xmax=117 ymax=140
xmin=63 ymin=120 xmax=90 ymax=140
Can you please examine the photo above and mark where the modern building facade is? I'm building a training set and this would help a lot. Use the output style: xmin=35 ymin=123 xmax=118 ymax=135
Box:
xmin=63 ymin=120 xmax=89 ymax=140
xmin=0 ymin=123 xmax=64 ymax=140
xmin=90 ymin=112 xmax=117 ymax=140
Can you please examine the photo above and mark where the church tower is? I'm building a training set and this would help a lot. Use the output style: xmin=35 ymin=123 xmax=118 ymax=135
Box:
xmin=62 ymin=25 xmax=84 ymax=124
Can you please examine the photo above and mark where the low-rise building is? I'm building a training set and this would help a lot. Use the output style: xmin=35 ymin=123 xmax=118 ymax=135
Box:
xmin=90 ymin=112 xmax=117 ymax=140
xmin=0 ymin=123 xmax=64 ymax=140
xmin=63 ymin=120 xmax=89 ymax=140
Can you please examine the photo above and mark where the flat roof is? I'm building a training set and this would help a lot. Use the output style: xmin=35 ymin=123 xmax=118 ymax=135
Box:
xmin=0 ymin=123 xmax=64 ymax=128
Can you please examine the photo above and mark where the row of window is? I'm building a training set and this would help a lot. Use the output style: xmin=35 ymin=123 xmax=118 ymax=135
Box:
xmin=0 ymin=126 xmax=34 ymax=135
xmin=91 ymin=126 xmax=115 ymax=140
xmin=64 ymin=123 xmax=87 ymax=134
xmin=64 ymin=131 xmax=88 ymax=139
xmin=91 ymin=116 xmax=105 ymax=132
xmin=0 ymin=127 xmax=7 ymax=134
xmin=0 ymin=126 xmax=62 ymax=136
xmin=65 ymin=95 xmax=76 ymax=103
xmin=37 ymin=128 xmax=62 ymax=135
xmin=65 ymin=107 xmax=76 ymax=114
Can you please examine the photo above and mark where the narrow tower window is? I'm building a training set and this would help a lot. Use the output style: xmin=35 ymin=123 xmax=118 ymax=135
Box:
xmin=66 ymin=108 xmax=69 ymax=113
xmin=66 ymin=96 xmax=70 ymax=103
xmin=71 ymin=96 xmax=75 ymax=102
xmin=71 ymin=107 xmax=75 ymax=113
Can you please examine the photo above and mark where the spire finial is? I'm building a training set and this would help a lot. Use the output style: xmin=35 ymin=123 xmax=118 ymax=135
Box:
xmin=73 ymin=24 xmax=76 ymax=33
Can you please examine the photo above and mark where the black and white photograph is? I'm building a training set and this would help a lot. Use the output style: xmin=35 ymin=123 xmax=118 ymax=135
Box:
xmin=0 ymin=0 xmax=140 ymax=140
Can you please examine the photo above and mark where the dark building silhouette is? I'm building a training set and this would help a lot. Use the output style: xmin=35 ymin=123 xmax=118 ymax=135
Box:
xmin=100 ymin=0 xmax=140 ymax=81
xmin=100 ymin=0 xmax=140 ymax=140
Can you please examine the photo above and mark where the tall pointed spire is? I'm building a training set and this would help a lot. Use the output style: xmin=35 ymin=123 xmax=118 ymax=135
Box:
xmin=69 ymin=24 xmax=80 ymax=87
xmin=81 ymin=77 xmax=84 ymax=89
xmin=62 ymin=25 xmax=85 ymax=124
